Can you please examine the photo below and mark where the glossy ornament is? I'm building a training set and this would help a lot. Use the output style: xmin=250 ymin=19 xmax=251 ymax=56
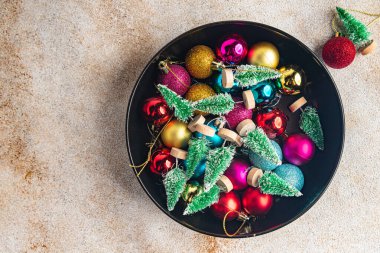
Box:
xmin=142 ymin=96 xmax=172 ymax=126
xmin=182 ymin=181 xmax=204 ymax=203
xmin=249 ymin=140 xmax=283 ymax=171
xmin=250 ymin=80 xmax=278 ymax=106
xmin=224 ymin=97 xmax=253 ymax=129
xmin=185 ymin=45 xmax=216 ymax=79
xmin=274 ymin=164 xmax=304 ymax=191
xmin=149 ymin=147 xmax=176 ymax=175
xmin=210 ymin=191 xmax=241 ymax=221
xmin=185 ymin=83 xmax=216 ymax=115
xmin=216 ymin=34 xmax=248 ymax=64
xmin=242 ymin=187 xmax=273 ymax=216
xmin=158 ymin=64 xmax=191 ymax=95
xmin=212 ymin=71 xmax=241 ymax=94
xmin=254 ymin=107 xmax=288 ymax=139
xmin=283 ymin=133 xmax=315 ymax=165
xmin=161 ymin=120 xmax=192 ymax=148
xmin=224 ymin=158 xmax=250 ymax=191
xmin=189 ymin=159 xmax=206 ymax=179
xmin=193 ymin=120 xmax=224 ymax=148
xmin=278 ymin=65 xmax=306 ymax=95
xmin=247 ymin=42 xmax=280 ymax=69
xmin=322 ymin=36 xmax=356 ymax=69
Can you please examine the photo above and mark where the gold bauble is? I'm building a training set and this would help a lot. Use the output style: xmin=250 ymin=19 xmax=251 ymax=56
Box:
xmin=248 ymin=42 xmax=280 ymax=68
xmin=278 ymin=65 xmax=306 ymax=95
xmin=185 ymin=83 xmax=216 ymax=115
xmin=181 ymin=181 xmax=203 ymax=203
xmin=185 ymin=45 xmax=216 ymax=79
xmin=161 ymin=120 xmax=191 ymax=148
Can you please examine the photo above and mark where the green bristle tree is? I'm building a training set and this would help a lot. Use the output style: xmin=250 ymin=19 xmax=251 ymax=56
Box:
xmin=163 ymin=167 xmax=187 ymax=211
xmin=259 ymin=172 xmax=302 ymax=197
xmin=183 ymin=184 xmax=220 ymax=215
xmin=193 ymin=93 xmax=235 ymax=115
xmin=204 ymin=146 xmax=236 ymax=191
xmin=234 ymin=65 xmax=281 ymax=87
xmin=185 ymin=138 xmax=210 ymax=178
xmin=299 ymin=107 xmax=324 ymax=150
xmin=243 ymin=128 xmax=281 ymax=165
xmin=157 ymin=84 xmax=194 ymax=122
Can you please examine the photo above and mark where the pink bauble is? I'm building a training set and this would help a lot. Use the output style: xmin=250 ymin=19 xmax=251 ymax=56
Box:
xmin=225 ymin=97 xmax=253 ymax=129
xmin=158 ymin=64 xmax=191 ymax=95
xmin=224 ymin=158 xmax=250 ymax=190
xmin=283 ymin=133 xmax=315 ymax=166
xmin=216 ymin=34 xmax=248 ymax=64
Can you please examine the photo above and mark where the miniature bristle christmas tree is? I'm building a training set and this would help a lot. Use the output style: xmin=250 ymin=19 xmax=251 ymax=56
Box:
xmin=259 ymin=172 xmax=302 ymax=197
xmin=183 ymin=184 xmax=220 ymax=215
xmin=193 ymin=93 xmax=234 ymax=115
xmin=163 ymin=167 xmax=187 ymax=211
xmin=185 ymin=138 xmax=210 ymax=178
xmin=204 ymin=146 xmax=236 ymax=191
xmin=300 ymin=107 xmax=324 ymax=150
xmin=234 ymin=65 xmax=281 ymax=87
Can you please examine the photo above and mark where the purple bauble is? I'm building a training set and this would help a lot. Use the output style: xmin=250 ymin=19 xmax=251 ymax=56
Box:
xmin=225 ymin=97 xmax=253 ymax=129
xmin=216 ymin=34 xmax=248 ymax=64
xmin=224 ymin=158 xmax=250 ymax=190
xmin=283 ymin=134 xmax=315 ymax=166
xmin=158 ymin=64 xmax=191 ymax=95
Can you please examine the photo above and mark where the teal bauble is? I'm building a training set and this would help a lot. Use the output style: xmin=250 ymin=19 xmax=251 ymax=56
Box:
xmin=212 ymin=71 xmax=240 ymax=94
xmin=249 ymin=140 xmax=282 ymax=171
xmin=193 ymin=120 xmax=224 ymax=148
xmin=274 ymin=164 xmax=304 ymax=191
xmin=251 ymin=80 xmax=278 ymax=106
xmin=188 ymin=159 xmax=206 ymax=179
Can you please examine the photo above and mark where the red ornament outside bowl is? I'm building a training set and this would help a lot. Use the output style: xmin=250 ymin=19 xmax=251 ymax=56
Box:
xmin=126 ymin=21 xmax=344 ymax=238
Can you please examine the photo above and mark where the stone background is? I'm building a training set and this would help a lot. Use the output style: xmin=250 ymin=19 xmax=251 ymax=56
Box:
xmin=1 ymin=0 xmax=379 ymax=252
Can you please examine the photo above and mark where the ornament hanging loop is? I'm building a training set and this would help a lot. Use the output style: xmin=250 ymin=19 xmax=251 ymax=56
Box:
xmin=222 ymin=210 xmax=251 ymax=237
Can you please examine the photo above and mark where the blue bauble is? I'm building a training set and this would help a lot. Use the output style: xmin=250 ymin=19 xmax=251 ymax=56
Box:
xmin=193 ymin=120 xmax=224 ymax=148
xmin=212 ymin=71 xmax=241 ymax=94
xmin=274 ymin=164 xmax=304 ymax=191
xmin=251 ymin=80 xmax=277 ymax=106
xmin=188 ymin=159 xmax=206 ymax=179
xmin=249 ymin=140 xmax=282 ymax=171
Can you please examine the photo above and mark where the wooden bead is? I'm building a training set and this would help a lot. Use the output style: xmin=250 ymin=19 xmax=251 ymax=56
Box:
xmin=289 ymin=97 xmax=307 ymax=113
xmin=187 ymin=115 xmax=206 ymax=132
xmin=361 ymin=40 xmax=376 ymax=55
xmin=236 ymin=119 xmax=256 ymax=137
xmin=170 ymin=147 xmax=188 ymax=160
xmin=217 ymin=128 xmax=243 ymax=147
xmin=216 ymin=175 xmax=233 ymax=193
xmin=222 ymin=69 xmax=234 ymax=88
xmin=247 ymin=167 xmax=263 ymax=187
xmin=195 ymin=124 xmax=215 ymax=137
xmin=242 ymin=90 xmax=256 ymax=109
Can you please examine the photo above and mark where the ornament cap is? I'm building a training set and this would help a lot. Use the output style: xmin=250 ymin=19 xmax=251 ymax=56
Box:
xmin=188 ymin=115 xmax=206 ymax=132
xmin=170 ymin=147 xmax=188 ymax=160
xmin=222 ymin=69 xmax=234 ymax=88
xmin=242 ymin=90 xmax=256 ymax=109
xmin=361 ymin=40 xmax=376 ymax=55
xmin=218 ymin=128 xmax=243 ymax=146
xmin=216 ymin=175 xmax=233 ymax=193
xmin=195 ymin=124 xmax=216 ymax=137
xmin=289 ymin=97 xmax=307 ymax=113
xmin=236 ymin=119 xmax=256 ymax=137
xmin=247 ymin=167 xmax=263 ymax=187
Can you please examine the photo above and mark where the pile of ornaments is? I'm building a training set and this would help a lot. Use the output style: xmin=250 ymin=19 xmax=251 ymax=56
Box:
xmin=140 ymin=33 xmax=324 ymax=236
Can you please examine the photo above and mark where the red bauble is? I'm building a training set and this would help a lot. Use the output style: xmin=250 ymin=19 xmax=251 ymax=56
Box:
xmin=142 ymin=96 xmax=172 ymax=126
xmin=149 ymin=147 xmax=175 ymax=175
xmin=242 ymin=187 xmax=273 ymax=216
xmin=322 ymin=36 xmax=356 ymax=69
xmin=254 ymin=107 xmax=287 ymax=139
xmin=210 ymin=191 xmax=241 ymax=221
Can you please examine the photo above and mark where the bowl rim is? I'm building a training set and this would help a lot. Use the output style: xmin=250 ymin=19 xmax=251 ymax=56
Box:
xmin=126 ymin=20 xmax=345 ymax=238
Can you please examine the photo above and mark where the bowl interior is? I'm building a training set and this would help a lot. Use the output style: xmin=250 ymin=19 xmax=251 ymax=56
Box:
xmin=126 ymin=21 xmax=344 ymax=237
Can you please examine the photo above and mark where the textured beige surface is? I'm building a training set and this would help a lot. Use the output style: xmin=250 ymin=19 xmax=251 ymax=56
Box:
xmin=1 ymin=0 xmax=380 ymax=252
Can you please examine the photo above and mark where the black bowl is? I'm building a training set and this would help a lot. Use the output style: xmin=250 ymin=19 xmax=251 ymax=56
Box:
xmin=126 ymin=21 xmax=344 ymax=237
